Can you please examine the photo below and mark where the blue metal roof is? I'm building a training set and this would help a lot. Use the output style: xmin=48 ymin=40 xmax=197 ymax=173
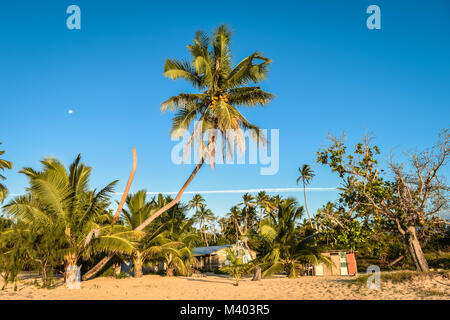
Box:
xmin=193 ymin=245 xmax=232 ymax=256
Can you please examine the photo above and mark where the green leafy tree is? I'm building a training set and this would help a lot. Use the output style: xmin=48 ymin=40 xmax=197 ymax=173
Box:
xmin=316 ymin=130 xmax=450 ymax=272
xmin=314 ymin=202 xmax=375 ymax=251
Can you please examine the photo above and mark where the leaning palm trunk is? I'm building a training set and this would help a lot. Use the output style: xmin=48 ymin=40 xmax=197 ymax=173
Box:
xmin=82 ymin=255 xmax=112 ymax=281
xmin=82 ymin=158 xmax=205 ymax=280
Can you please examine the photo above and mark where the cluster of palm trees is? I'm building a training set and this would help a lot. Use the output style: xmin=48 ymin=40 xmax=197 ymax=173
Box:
xmin=0 ymin=151 xmax=326 ymax=287
xmin=0 ymin=155 xmax=206 ymax=287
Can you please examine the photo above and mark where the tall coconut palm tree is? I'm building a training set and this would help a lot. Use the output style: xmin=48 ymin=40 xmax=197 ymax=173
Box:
xmin=85 ymin=24 xmax=274 ymax=278
xmin=296 ymin=164 xmax=315 ymax=229
xmin=0 ymin=143 xmax=13 ymax=203
xmin=134 ymin=24 xmax=273 ymax=232
xmin=4 ymin=155 xmax=141 ymax=281
xmin=259 ymin=198 xmax=330 ymax=278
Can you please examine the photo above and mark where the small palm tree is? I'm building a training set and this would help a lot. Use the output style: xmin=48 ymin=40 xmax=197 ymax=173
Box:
xmin=259 ymin=198 xmax=330 ymax=278
xmin=296 ymin=164 xmax=315 ymax=229
xmin=220 ymin=248 xmax=250 ymax=286
xmin=121 ymin=190 xmax=156 ymax=277
xmin=0 ymin=143 xmax=13 ymax=203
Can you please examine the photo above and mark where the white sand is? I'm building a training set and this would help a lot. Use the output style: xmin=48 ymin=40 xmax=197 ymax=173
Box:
xmin=0 ymin=273 xmax=448 ymax=300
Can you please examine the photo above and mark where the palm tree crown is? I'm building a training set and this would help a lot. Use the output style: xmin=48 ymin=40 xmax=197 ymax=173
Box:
xmin=161 ymin=25 xmax=274 ymax=167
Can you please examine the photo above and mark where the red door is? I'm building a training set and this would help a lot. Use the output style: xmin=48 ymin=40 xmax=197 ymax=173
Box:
xmin=346 ymin=253 xmax=357 ymax=275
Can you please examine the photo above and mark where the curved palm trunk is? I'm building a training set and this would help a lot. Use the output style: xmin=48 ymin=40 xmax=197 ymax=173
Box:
xmin=112 ymin=148 xmax=138 ymax=224
xmin=82 ymin=255 xmax=112 ymax=281
xmin=252 ymin=266 xmax=262 ymax=281
xmin=83 ymin=149 xmax=137 ymax=281
xmin=82 ymin=158 xmax=205 ymax=280
xmin=302 ymin=181 xmax=313 ymax=228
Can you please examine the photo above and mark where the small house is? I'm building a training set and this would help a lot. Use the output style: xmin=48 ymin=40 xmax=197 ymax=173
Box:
xmin=313 ymin=250 xmax=358 ymax=276
xmin=193 ymin=244 xmax=258 ymax=272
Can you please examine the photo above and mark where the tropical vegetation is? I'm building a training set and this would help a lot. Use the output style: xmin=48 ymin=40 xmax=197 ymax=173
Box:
xmin=0 ymin=25 xmax=448 ymax=290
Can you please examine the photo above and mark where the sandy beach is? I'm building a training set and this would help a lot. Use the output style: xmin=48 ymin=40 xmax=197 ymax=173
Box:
xmin=1 ymin=273 xmax=448 ymax=300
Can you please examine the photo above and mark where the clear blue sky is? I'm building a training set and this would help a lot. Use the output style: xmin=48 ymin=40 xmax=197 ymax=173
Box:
xmin=1 ymin=1 xmax=449 ymax=218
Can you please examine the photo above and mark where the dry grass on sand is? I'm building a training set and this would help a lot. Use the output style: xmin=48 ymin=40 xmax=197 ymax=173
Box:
xmin=0 ymin=271 xmax=449 ymax=300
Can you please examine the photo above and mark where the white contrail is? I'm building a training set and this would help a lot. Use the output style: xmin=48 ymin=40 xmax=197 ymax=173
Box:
xmin=111 ymin=187 xmax=338 ymax=196
xmin=7 ymin=187 xmax=338 ymax=198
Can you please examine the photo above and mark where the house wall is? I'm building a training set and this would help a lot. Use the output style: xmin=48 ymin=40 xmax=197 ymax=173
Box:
xmin=194 ymin=246 xmax=257 ymax=272
xmin=314 ymin=251 xmax=357 ymax=276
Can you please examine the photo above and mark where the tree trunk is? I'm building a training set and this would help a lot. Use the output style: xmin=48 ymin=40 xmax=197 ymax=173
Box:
xmin=252 ymin=266 xmax=261 ymax=281
xmin=404 ymin=226 xmax=429 ymax=272
xmin=133 ymin=252 xmax=143 ymax=278
xmin=166 ymin=267 xmax=174 ymax=277
xmin=388 ymin=255 xmax=404 ymax=267
xmin=41 ymin=265 xmax=47 ymax=287
xmin=203 ymin=225 xmax=209 ymax=247
xmin=82 ymin=255 xmax=113 ymax=281
xmin=64 ymin=256 xmax=80 ymax=289
xmin=82 ymin=158 xmax=205 ymax=280
xmin=112 ymin=148 xmax=137 ymax=224
xmin=303 ymin=182 xmax=313 ymax=229
xmin=112 ymin=262 xmax=121 ymax=276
